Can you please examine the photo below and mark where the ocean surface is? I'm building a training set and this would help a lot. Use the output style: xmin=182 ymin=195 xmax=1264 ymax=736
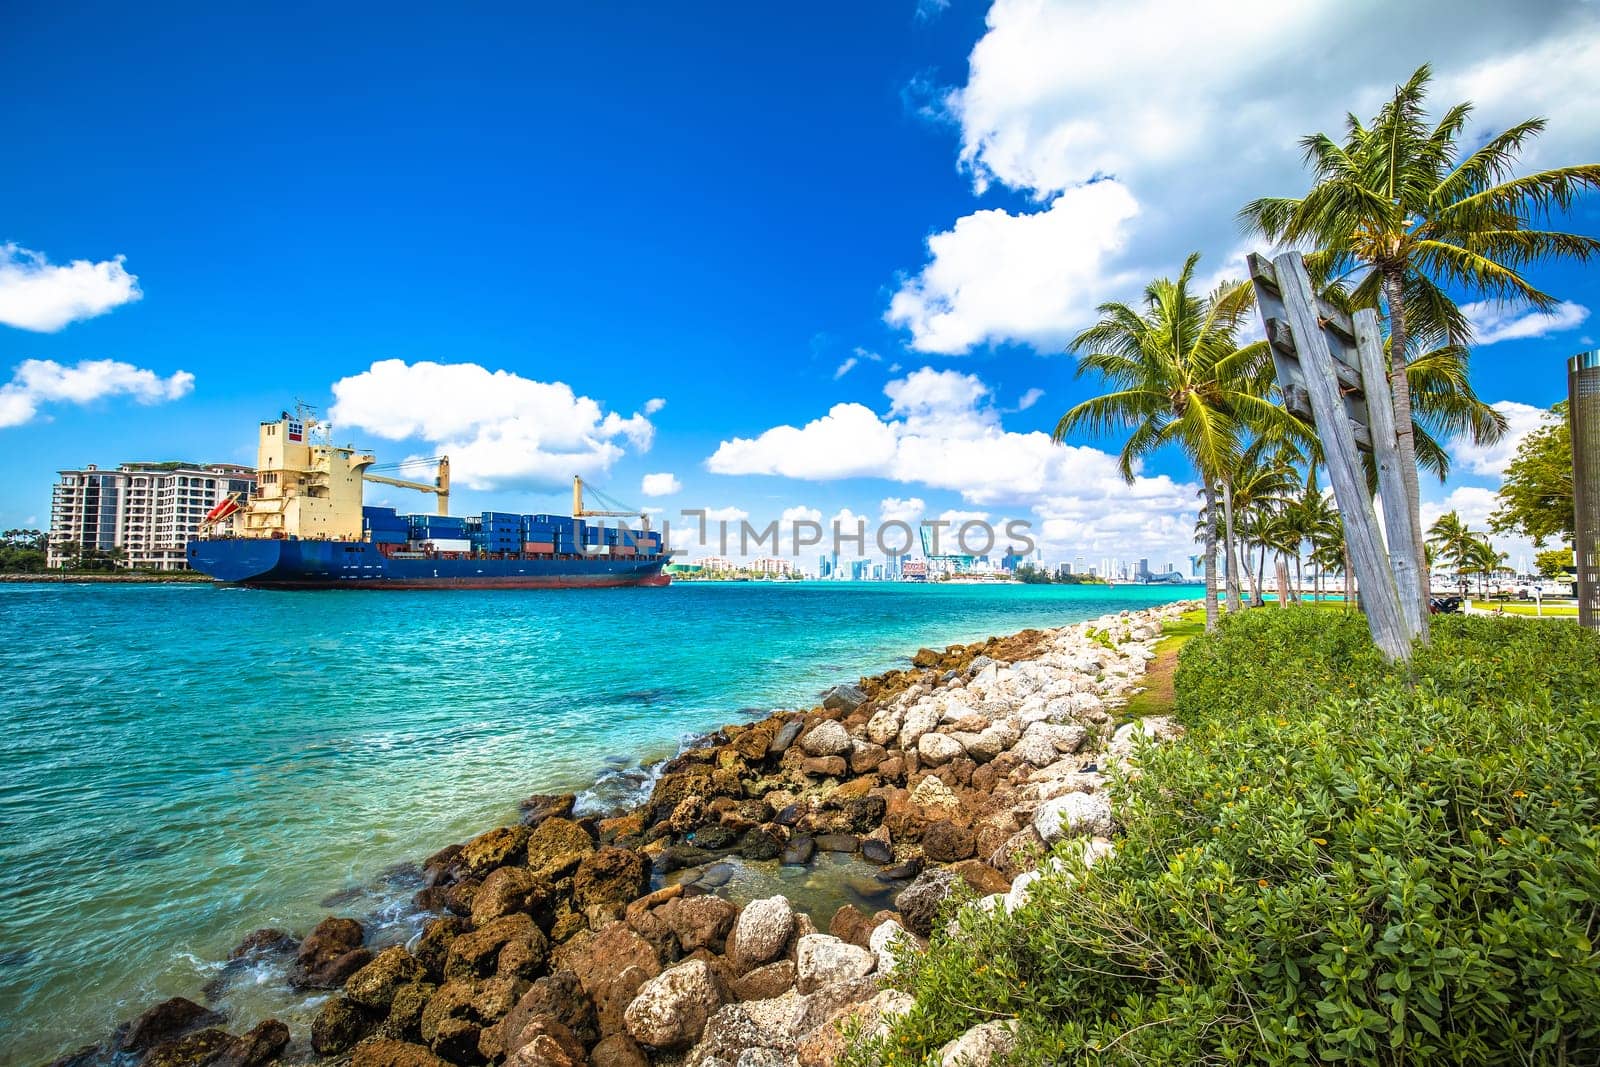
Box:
xmin=0 ymin=579 xmax=1189 ymax=1063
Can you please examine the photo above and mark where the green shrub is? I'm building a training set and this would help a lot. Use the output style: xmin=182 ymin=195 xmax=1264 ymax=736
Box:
xmin=857 ymin=610 xmax=1600 ymax=1065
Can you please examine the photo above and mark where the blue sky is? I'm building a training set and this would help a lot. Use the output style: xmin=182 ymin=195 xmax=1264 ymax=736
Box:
xmin=3 ymin=0 xmax=1598 ymax=570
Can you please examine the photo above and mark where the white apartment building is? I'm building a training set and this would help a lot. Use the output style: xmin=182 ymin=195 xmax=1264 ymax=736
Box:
xmin=690 ymin=555 xmax=735 ymax=573
xmin=749 ymin=556 xmax=794 ymax=576
xmin=49 ymin=462 xmax=257 ymax=571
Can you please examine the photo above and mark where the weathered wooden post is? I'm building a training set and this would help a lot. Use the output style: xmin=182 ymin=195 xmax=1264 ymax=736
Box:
xmin=1571 ymin=351 xmax=1600 ymax=630
xmin=1248 ymin=251 xmax=1414 ymax=662
xmin=1352 ymin=309 xmax=1428 ymax=641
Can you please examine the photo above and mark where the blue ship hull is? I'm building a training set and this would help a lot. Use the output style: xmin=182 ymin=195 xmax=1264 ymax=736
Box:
xmin=188 ymin=538 xmax=671 ymax=589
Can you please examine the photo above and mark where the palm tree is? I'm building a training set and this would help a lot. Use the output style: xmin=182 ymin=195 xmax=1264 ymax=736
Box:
xmin=1466 ymin=536 xmax=1508 ymax=598
xmin=1289 ymin=470 xmax=1339 ymax=602
xmin=1226 ymin=445 xmax=1300 ymax=606
xmin=1309 ymin=517 xmax=1348 ymax=607
xmin=1241 ymin=64 xmax=1600 ymax=626
xmin=1427 ymin=511 xmax=1479 ymax=596
xmin=1054 ymin=253 xmax=1281 ymax=631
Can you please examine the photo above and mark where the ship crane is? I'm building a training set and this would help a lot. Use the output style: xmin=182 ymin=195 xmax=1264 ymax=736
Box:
xmin=573 ymin=476 xmax=650 ymax=532
xmin=364 ymin=457 xmax=451 ymax=516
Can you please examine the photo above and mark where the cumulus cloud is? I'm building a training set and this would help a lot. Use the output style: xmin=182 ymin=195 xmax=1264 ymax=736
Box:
xmin=706 ymin=366 xmax=1200 ymax=561
xmin=834 ymin=357 xmax=858 ymax=379
xmin=643 ymin=397 xmax=667 ymax=415
xmin=0 ymin=244 xmax=143 ymax=332
xmin=329 ymin=359 xmax=656 ymax=490
xmin=886 ymin=180 xmax=1141 ymax=353
xmin=1014 ymin=387 xmax=1045 ymax=411
xmin=891 ymin=0 xmax=1600 ymax=354
xmin=640 ymin=472 xmax=682 ymax=497
xmin=0 ymin=358 xmax=193 ymax=428
xmin=1462 ymin=300 xmax=1590 ymax=345
xmin=1449 ymin=400 xmax=1558 ymax=476
xmin=781 ymin=505 xmax=823 ymax=524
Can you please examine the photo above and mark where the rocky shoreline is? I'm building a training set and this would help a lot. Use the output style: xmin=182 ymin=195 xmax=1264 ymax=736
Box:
xmin=52 ymin=601 xmax=1195 ymax=1067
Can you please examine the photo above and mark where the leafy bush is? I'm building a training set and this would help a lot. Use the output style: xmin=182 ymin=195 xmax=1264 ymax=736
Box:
xmin=856 ymin=610 xmax=1600 ymax=1065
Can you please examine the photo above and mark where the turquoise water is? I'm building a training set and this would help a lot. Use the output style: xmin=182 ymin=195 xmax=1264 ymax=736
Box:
xmin=0 ymin=580 xmax=1189 ymax=1062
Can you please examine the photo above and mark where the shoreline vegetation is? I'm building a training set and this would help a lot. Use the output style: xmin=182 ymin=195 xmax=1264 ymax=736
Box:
xmin=51 ymin=600 xmax=1196 ymax=1067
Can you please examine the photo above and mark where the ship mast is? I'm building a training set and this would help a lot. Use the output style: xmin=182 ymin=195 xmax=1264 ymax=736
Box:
xmin=572 ymin=475 xmax=648 ymax=531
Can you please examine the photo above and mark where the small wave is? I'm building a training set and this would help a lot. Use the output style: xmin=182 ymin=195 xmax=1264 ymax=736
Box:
xmin=572 ymin=730 xmax=716 ymax=817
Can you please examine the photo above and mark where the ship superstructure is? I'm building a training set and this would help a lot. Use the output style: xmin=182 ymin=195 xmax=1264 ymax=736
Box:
xmin=187 ymin=410 xmax=669 ymax=589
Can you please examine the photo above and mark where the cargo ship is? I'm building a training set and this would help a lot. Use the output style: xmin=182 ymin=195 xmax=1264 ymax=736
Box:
xmin=187 ymin=410 xmax=670 ymax=589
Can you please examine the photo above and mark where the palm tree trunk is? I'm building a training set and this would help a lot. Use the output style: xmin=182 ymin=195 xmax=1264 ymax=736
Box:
xmin=1202 ymin=484 xmax=1220 ymax=632
xmin=1221 ymin=479 xmax=1241 ymax=612
xmin=1275 ymin=556 xmax=1290 ymax=608
xmin=1381 ymin=266 xmax=1432 ymax=641
xmin=1254 ymin=546 xmax=1267 ymax=607
xmin=1294 ymin=552 xmax=1304 ymax=605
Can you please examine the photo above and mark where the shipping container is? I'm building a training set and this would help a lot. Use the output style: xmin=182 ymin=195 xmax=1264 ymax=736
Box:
xmin=423 ymin=538 xmax=473 ymax=553
xmin=371 ymin=530 xmax=407 ymax=545
xmin=523 ymin=541 xmax=555 ymax=554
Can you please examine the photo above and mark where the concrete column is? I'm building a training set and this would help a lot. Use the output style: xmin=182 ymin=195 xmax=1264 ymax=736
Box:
xmin=1571 ymin=351 xmax=1600 ymax=630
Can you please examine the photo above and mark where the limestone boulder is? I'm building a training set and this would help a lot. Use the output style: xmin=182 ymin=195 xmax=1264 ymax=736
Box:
xmin=794 ymin=934 xmax=875 ymax=993
xmin=799 ymin=720 xmax=851 ymax=757
xmin=1032 ymin=792 xmax=1113 ymax=845
xmin=732 ymin=895 xmax=794 ymax=968
xmin=623 ymin=959 xmax=725 ymax=1050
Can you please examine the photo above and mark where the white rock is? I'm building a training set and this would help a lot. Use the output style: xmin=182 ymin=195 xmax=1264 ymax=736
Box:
xmin=898 ymin=703 xmax=941 ymax=749
xmin=1032 ymin=791 xmax=1113 ymax=845
xmin=734 ymin=895 xmax=794 ymax=967
xmin=938 ymin=1020 xmax=1018 ymax=1066
xmin=917 ymin=731 xmax=965 ymax=765
xmin=1010 ymin=732 xmax=1057 ymax=767
xmin=1003 ymin=870 xmax=1041 ymax=913
xmin=909 ymin=774 xmax=961 ymax=813
xmin=865 ymin=706 xmax=902 ymax=747
xmin=868 ymin=919 xmax=921 ymax=976
xmin=624 ymin=958 xmax=725 ymax=1049
xmin=1021 ymin=721 xmax=1087 ymax=754
xmin=799 ymin=720 xmax=851 ymax=757
xmin=795 ymin=933 xmax=875 ymax=993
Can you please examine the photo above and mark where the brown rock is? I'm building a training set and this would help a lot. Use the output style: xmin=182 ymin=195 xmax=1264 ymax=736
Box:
xmin=421 ymin=977 xmax=524 ymax=1063
xmin=828 ymin=904 xmax=876 ymax=948
xmin=799 ymin=756 xmax=847 ymax=778
xmin=646 ymin=768 xmax=715 ymax=821
xmin=814 ymin=833 xmax=859 ymax=853
xmin=470 ymin=866 xmax=555 ymax=926
xmin=525 ymin=818 xmax=596 ymax=878
xmin=729 ymin=726 xmax=771 ymax=761
xmin=518 ymin=793 xmax=577 ymax=828
xmin=589 ymin=1034 xmax=649 ymax=1067
xmin=729 ymin=959 xmax=797 ymax=1001
xmin=877 ymin=756 xmax=905 ymax=782
xmin=144 ymin=1029 xmax=233 ymax=1067
xmin=347 ymin=946 xmax=429 ymax=1011
xmin=950 ymin=858 xmax=1011 ymax=896
xmin=414 ymin=917 xmax=469 ymax=979
xmin=121 ymin=997 xmax=223 ymax=1052
xmin=443 ymin=879 xmax=481 ymax=918
xmin=446 ymin=913 xmax=548 ymax=981
xmin=351 ymin=1040 xmax=453 ymax=1067
xmin=311 ymin=997 xmax=373 ymax=1056
xmin=921 ymin=820 xmax=976 ymax=863
xmin=848 ymin=743 xmax=887 ymax=774
xmin=292 ymin=917 xmax=365 ymax=988
xmin=503 ymin=1017 xmax=586 ymax=1067
xmin=214 ymin=1019 xmax=290 ymax=1067
xmin=556 ymin=921 xmax=663 ymax=1036
xmin=491 ymin=969 xmax=599 ymax=1053
xmin=659 ymin=894 xmax=738 ymax=954
xmin=228 ymin=928 xmax=296 ymax=960
xmin=572 ymin=849 xmax=648 ymax=913
xmin=458 ymin=825 xmax=531 ymax=877
xmin=375 ymin=981 xmax=438 ymax=1042
xmin=596 ymin=810 xmax=647 ymax=844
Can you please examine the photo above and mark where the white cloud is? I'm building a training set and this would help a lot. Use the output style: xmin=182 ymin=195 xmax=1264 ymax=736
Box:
xmin=886 ymin=180 xmax=1141 ymax=353
xmin=781 ymin=505 xmax=823 ymax=524
xmin=834 ymin=357 xmax=859 ymax=379
xmin=707 ymin=402 xmax=901 ymax=479
xmin=706 ymin=366 xmax=1201 ymax=562
xmin=891 ymin=0 xmax=1600 ymax=355
xmin=1448 ymin=399 xmax=1558 ymax=476
xmin=640 ymin=472 xmax=682 ymax=497
xmin=703 ymin=506 xmax=749 ymax=523
xmin=1015 ymin=387 xmax=1045 ymax=411
xmin=1462 ymin=300 xmax=1589 ymax=345
xmin=879 ymin=496 xmax=926 ymax=524
xmin=329 ymin=359 xmax=656 ymax=490
xmin=0 ymin=358 xmax=194 ymax=429
xmin=643 ymin=397 xmax=667 ymax=415
xmin=0 ymin=243 xmax=143 ymax=332
xmin=915 ymin=0 xmax=950 ymax=22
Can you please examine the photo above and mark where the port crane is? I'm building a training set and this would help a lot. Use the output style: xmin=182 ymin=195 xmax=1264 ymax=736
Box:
xmin=573 ymin=475 xmax=650 ymax=532
xmin=364 ymin=457 xmax=451 ymax=516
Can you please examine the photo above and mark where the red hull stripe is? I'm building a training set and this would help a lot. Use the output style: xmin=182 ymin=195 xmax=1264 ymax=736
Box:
xmin=240 ymin=574 xmax=672 ymax=590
